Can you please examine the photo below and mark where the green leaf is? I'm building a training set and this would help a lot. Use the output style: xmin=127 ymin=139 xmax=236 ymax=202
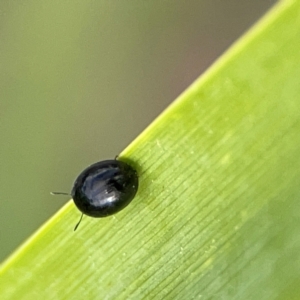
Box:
xmin=1 ymin=0 xmax=300 ymax=298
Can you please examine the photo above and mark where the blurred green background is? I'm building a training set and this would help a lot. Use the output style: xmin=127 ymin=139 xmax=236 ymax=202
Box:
xmin=0 ymin=1 xmax=276 ymax=262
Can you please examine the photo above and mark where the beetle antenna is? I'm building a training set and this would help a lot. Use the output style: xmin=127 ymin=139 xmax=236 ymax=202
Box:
xmin=74 ymin=213 xmax=83 ymax=231
xmin=50 ymin=192 xmax=71 ymax=196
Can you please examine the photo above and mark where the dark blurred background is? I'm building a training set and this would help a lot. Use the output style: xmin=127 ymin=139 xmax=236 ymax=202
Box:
xmin=0 ymin=1 xmax=276 ymax=262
